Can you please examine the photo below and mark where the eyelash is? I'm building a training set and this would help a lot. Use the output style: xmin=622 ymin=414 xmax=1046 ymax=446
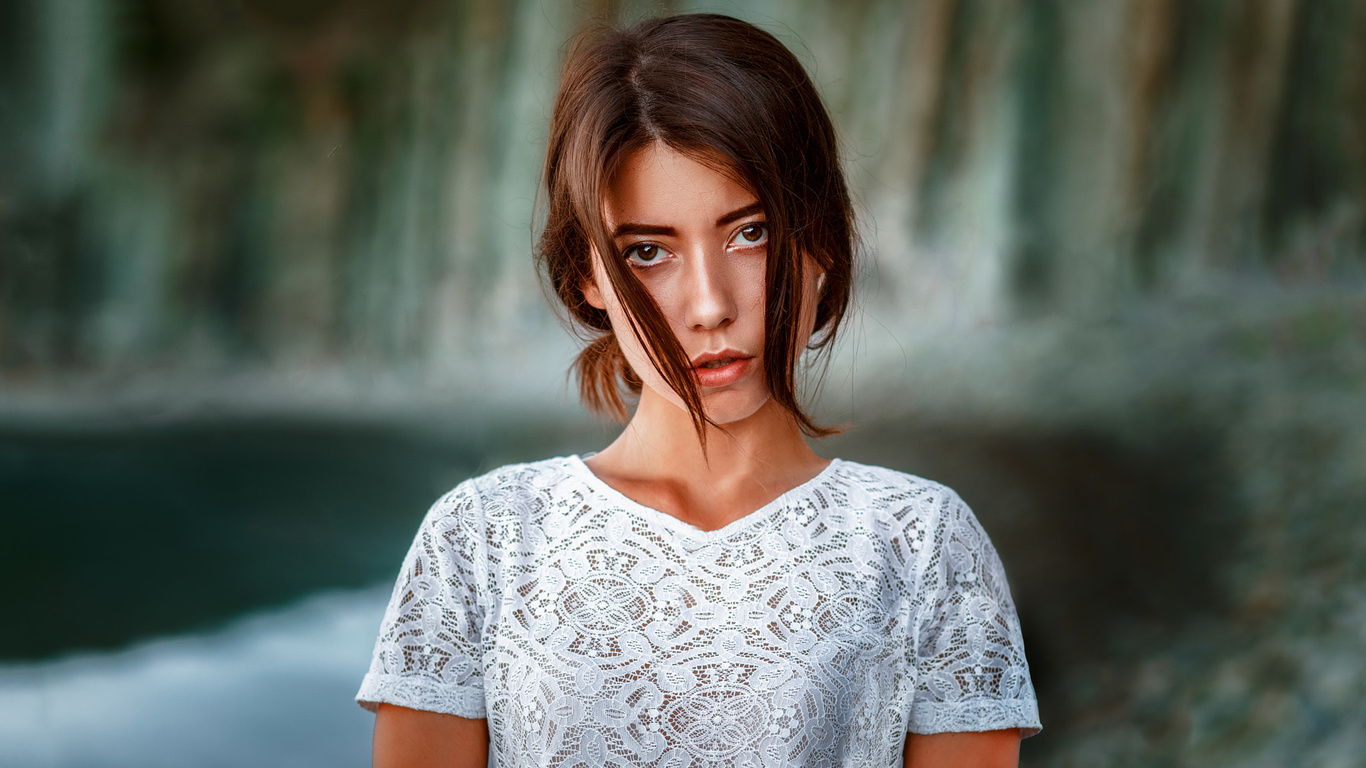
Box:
xmin=622 ymin=223 xmax=769 ymax=268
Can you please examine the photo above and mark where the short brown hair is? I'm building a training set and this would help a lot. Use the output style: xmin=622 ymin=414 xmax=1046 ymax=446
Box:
xmin=536 ymin=13 xmax=854 ymax=439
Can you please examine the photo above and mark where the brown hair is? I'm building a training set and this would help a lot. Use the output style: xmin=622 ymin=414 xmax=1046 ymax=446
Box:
xmin=536 ymin=13 xmax=854 ymax=440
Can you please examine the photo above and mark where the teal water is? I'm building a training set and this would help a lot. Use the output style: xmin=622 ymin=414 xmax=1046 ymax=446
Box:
xmin=0 ymin=587 xmax=387 ymax=768
xmin=0 ymin=419 xmax=492 ymax=659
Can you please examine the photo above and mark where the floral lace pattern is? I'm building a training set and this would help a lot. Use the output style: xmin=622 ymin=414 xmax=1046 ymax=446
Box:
xmin=357 ymin=456 xmax=1040 ymax=766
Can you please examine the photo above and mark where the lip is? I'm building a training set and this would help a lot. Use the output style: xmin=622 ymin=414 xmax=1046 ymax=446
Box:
xmin=691 ymin=349 xmax=754 ymax=388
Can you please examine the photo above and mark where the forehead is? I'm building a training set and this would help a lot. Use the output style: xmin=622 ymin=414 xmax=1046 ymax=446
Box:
xmin=604 ymin=143 xmax=757 ymax=227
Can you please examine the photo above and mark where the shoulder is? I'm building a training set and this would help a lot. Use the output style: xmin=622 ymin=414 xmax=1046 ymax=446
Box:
xmin=830 ymin=462 xmax=1018 ymax=610
xmin=825 ymin=458 xmax=969 ymax=530
xmin=405 ymin=456 xmax=585 ymax=571
xmin=427 ymin=455 xmax=585 ymax=527
xmin=823 ymin=459 xmax=993 ymax=580
xmin=459 ymin=455 xmax=580 ymax=495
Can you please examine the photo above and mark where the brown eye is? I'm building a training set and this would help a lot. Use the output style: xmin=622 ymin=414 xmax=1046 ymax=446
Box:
xmin=624 ymin=243 xmax=669 ymax=266
xmin=732 ymin=224 xmax=768 ymax=248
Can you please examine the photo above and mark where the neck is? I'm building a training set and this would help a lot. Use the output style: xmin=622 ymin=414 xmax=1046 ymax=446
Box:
xmin=585 ymin=389 xmax=829 ymax=530
xmin=630 ymin=388 xmax=817 ymax=467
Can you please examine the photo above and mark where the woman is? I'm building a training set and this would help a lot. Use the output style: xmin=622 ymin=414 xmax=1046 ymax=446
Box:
xmin=358 ymin=13 xmax=1040 ymax=767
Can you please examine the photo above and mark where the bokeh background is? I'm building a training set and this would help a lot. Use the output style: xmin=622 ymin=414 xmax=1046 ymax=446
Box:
xmin=2 ymin=0 xmax=1364 ymax=765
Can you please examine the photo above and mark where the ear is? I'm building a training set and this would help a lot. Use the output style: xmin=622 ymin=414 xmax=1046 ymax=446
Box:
xmin=582 ymin=276 xmax=606 ymax=310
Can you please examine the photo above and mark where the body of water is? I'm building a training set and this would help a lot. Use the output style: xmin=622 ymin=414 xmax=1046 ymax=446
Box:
xmin=1 ymin=586 xmax=387 ymax=768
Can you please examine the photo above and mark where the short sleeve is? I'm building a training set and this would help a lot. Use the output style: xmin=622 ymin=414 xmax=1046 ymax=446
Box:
xmin=908 ymin=489 xmax=1041 ymax=737
xmin=356 ymin=480 xmax=488 ymax=718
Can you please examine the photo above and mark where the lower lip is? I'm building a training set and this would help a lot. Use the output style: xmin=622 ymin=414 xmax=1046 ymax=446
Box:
xmin=693 ymin=357 xmax=752 ymax=388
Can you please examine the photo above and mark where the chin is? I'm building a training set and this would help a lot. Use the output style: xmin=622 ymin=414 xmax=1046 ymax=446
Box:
xmin=638 ymin=377 xmax=774 ymax=429
xmin=699 ymin=392 xmax=773 ymax=427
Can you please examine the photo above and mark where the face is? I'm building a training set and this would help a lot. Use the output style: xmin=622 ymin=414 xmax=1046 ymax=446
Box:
xmin=583 ymin=142 xmax=824 ymax=425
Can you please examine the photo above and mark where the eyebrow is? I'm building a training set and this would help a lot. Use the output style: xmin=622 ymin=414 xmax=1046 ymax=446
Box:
xmin=611 ymin=202 xmax=764 ymax=239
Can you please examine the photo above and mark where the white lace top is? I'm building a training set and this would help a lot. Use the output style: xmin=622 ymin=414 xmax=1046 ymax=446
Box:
xmin=357 ymin=455 xmax=1041 ymax=766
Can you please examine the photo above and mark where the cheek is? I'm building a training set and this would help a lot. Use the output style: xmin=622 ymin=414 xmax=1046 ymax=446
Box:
xmin=589 ymin=257 xmax=637 ymax=334
xmin=597 ymin=290 xmax=667 ymax=384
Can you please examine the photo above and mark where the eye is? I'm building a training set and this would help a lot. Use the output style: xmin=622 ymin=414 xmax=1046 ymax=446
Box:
xmin=623 ymin=242 xmax=671 ymax=267
xmin=730 ymin=223 xmax=768 ymax=249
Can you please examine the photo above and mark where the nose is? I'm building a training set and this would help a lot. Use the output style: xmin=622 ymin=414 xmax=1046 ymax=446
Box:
xmin=683 ymin=251 xmax=738 ymax=331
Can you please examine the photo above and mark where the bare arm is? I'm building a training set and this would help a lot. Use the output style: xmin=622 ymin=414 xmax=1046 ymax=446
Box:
xmin=903 ymin=729 xmax=1021 ymax=768
xmin=373 ymin=704 xmax=489 ymax=768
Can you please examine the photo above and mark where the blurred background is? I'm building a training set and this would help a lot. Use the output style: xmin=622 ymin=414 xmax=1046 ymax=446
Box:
xmin=1 ymin=0 xmax=1363 ymax=765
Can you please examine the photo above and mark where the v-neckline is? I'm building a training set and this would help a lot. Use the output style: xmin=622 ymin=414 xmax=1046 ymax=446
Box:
xmin=566 ymin=453 xmax=840 ymax=542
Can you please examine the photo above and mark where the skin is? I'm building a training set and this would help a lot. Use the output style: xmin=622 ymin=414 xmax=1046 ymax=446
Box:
xmin=372 ymin=705 xmax=488 ymax=768
xmin=371 ymin=143 xmax=1022 ymax=767
xmin=903 ymin=729 xmax=1023 ymax=767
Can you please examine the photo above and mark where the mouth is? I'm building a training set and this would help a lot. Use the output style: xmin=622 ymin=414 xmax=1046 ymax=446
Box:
xmin=690 ymin=350 xmax=755 ymax=388
xmin=691 ymin=350 xmax=753 ymax=370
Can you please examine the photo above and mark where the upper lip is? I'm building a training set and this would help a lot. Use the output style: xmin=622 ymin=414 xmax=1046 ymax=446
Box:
xmin=690 ymin=349 xmax=753 ymax=368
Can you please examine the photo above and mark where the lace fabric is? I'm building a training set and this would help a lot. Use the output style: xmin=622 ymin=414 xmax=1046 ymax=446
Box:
xmin=357 ymin=456 xmax=1040 ymax=766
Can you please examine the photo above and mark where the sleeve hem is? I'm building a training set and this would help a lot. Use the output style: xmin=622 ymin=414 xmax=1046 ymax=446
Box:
xmin=355 ymin=673 xmax=486 ymax=720
xmin=908 ymin=698 xmax=1042 ymax=738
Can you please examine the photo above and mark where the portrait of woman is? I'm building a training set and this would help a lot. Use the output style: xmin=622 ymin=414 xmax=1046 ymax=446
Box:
xmin=356 ymin=13 xmax=1041 ymax=767
xmin=2 ymin=0 xmax=1358 ymax=766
